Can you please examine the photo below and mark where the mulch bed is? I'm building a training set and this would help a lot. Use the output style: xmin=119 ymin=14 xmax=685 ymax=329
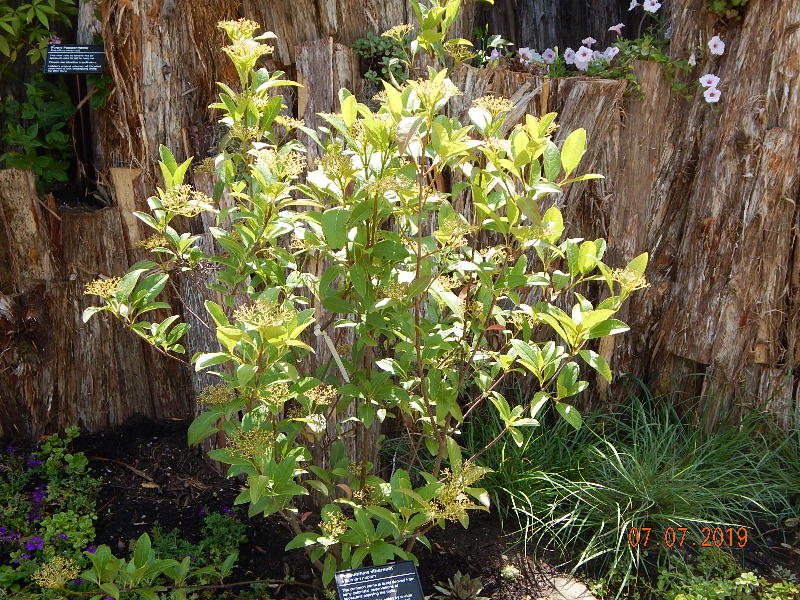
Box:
xmin=75 ymin=419 xmax=552 ymax=600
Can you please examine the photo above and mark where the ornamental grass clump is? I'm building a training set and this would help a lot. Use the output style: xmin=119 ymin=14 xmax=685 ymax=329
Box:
xmin=83 ymin=2 xmax=647 ymax=586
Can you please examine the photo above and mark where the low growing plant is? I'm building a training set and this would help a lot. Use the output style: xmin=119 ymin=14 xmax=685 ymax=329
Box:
xmin=82 ymin=7 xmax=647 ymax=589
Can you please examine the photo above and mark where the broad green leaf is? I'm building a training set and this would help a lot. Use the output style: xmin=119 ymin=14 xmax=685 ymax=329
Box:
xmin=320 ymin=208 xmax=349 ymax=250
xmin=555 ymin=401 xmax=582 ymax=430
xmin=560 ymin=128 xmax=586 ymax=177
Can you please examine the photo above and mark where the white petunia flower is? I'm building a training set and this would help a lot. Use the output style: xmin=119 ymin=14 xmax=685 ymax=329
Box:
xmin=703 ymin=87 xmax=721 ymax=103
xmin=688 ymin=52 xmax=696 ymax=66
xmin=582 ymin=37 xmax=597 ymax=47
xmin=698 ymin=73 xmax=720 ymax=88
xmin=629 ymin=0 xmax=640 ymax=9
xmin=708 ymin=35 xmax=725 ymax=55
xmin=574 ymin=46 xmax=593 ymax=71
xmin=542 ymin=48 xmax=556 ymax=64
xmin=563 ymin=47 xmax=576 ymax=65
xmin=608 ymin=23 xmax=625 ymax=35
xmin=518 ymin=47 xmax=533 ymax=61
xmin=604 ymin=46 xmax=620 ymax=61
xmin=643 ymin=0 xmax=661 ymax=12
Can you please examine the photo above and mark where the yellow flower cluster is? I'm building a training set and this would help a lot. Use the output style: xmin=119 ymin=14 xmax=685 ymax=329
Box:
xmin=229 ymin=122 xmax=263 ymax=142
xmin=260 ymin=381 xmax=291 ymax=410
xmin=439 ymin=214 xmax=474 ymax=247
xmin=222 ymin=38 xmax=274 ymax=66
xmin=434 ymin=274 xmax=460 ymax=290
xmin=194 ymin=156 xmax=217 ymax=174
xmin=275 ymin=115 xmax=306 ymax=131
xmin=444 ymin=39 xmax=475 ymax=63
xmin=161 ymin=185 xmax=214 ymax=218
xmin=405 ymin=78 xmax=461 ymax=106
xmin=366 ymin=174 xmax=413 ymax=198
xmin=307 ymin=384 xmax=337 ymax=406
xmin=252 ymin=148 xmax=306 ymax=180
xmin=353 ymin=484 xmax=383 ymax=506
xmin=472 ymin=94 xmax=514 ymax=116
xmin=198 ymin=384 xmax=235 ymax=406
xmin=320 ymin=511 xmax=348 ymax=539
xmin=32 ymin=556 xmax=80 ymax=589
xmin=319 ymin=149 xmax=352 ymax=180
xmin=218 ymin=19 xmax=261 ymax=41
xmin=381 ymin=24 xmax=413 ymax=40
xmin=228 ymin=428 xmax=274 ymax=459
xmin=233 ymin=300 xmax=293 ymax=328
xmin=381 ymin=281 xmax=409 ymax=300
xmin=611 ymin=268 xmax=649 ymax=292
xmin=136 ymin=233 xmax=169 ymax=251
xmin=83 ymin=276 xmax=122 ymax=298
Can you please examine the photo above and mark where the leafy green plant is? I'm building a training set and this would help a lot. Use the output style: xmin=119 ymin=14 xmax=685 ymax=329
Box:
xmin=353 ymin=30 xmax=412 ymax=84
xmin=0 ymin=73 xmax=75 ymax=189
xmin=82 ymin=10 xmax=647 ymax=589
xmin=151 ymin=511 xmax=247 ymax=573
xmin=476 ymin=387 xmax=790 ymax=593
xmin=707 ymin=0 xmax=749 ymax=19
xmin=0 ymin=428 xmax=100 ymax=593
xmin=434 ymin=571 xmax=489 ymax=600
xmin=654 ymin=548 xmax=800 ymax=600
xmin=0 ymin=0 xmax=77 ymax=73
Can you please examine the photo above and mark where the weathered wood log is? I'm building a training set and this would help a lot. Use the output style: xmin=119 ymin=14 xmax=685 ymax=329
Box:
xmin=0 ymin=170 xmax=58 ymax=290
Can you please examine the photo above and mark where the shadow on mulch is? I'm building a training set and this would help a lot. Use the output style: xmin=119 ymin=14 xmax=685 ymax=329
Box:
xmin=74 ymin=418 xmax=551 ymax=600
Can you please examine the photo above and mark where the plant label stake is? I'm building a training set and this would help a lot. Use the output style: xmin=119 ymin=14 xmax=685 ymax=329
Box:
xmin=335 ymin=560 xmax=425 ymax=600
xmin=44 ymin=44 xmax=105 ymax=74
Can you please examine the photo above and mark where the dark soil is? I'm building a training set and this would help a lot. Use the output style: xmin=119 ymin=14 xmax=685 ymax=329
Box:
xmin=74 ymin=419 xmax=551 ymax=600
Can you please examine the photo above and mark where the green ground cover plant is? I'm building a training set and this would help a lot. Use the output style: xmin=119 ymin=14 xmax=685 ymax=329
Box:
xmin=81 ymin=0 xmax=649 ymax=589
xmin=0 ymin=430 xmax=245 ymax=599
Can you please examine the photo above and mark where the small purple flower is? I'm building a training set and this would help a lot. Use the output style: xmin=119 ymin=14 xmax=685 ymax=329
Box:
xmin=221 ymin=506 xmax=234 ymax=516
xmin=71 ymin=577 xmax=85 ymax=585
xmin=5 ymin=445 xmax=15 ymax=454
xmin=518 ymin=47 xmax=533 ymax=62
xmin=608 ymin=23 xmax=624 ymax=35
xmin=85 ymin=545 xmax=97 ymax=554
xmin=27 ymin=458 xmax=43 ymax=468
xmin=604 ymin=46 xmax=620 ymax=61
xmin=197 ymin=507 xmax=206 ymax=517
xmin=54 ymin=533 xmax=68 ymax=540
xmin=563 ymin=48 xmax=576 ymax=65
xmin=25 ymin=536 xmax=44 ymax=551
xmin=13 ymin=553 xmax=31 ymax=565
xmin=488 ymin=48 xmax=502 ymax=62
xmin=541 ymin=48 xmax=556 ymax=64
xmin=26 ymin=510 xmax=42 ymax=522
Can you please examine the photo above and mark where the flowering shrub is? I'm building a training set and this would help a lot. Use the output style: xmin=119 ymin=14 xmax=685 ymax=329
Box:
xmin=82 ymin=7 xmax=648 ymax=588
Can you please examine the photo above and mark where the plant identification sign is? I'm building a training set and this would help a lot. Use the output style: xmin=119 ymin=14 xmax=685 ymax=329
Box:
xmin=44 ymin=45 xmax=105 ymax=74
xmin=335 ymin=561 xmax=425 ymax=600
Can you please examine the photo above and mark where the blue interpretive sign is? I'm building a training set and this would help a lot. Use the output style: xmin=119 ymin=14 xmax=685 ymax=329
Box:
xmin=335 ymin=561 xmax=425 ymax=600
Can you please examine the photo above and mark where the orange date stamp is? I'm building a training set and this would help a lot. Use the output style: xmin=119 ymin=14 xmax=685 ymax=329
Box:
xmin=627 ymin=526 xmax=749 ymax=548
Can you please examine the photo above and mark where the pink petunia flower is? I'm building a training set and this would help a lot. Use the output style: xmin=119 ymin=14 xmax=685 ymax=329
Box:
xmin=542 ymin=48 xmax=556 ymax=64
xmin=688 ymin=52 xmax=697 ymax=66
xmin=608 ymin=23 xmax=625 ymax=35
xmin=629 ymin=0 xmax=640 ymax=9
xmin=708 ymin=35 xmax=725 ymax=55
xmin=563 ymin=47 xmax=576 ymax=65
xmin=698 ymin=73 xmax=720 ymax=88
xmin=643 ymin=0 xmax=661 ymax=12
xmin=582 ymin=37 xmax=597 ymax=47
xmin=703 ymin=87 xmax=721 ymax=103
